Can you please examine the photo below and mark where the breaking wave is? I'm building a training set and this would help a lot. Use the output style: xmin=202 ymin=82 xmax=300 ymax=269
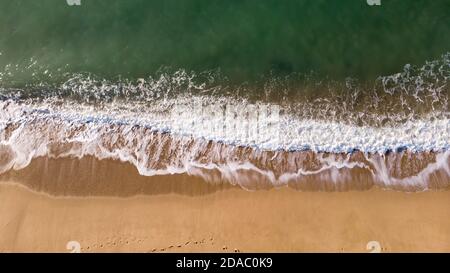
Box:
xmin=0 ymin=54 xmax=448 ymax=192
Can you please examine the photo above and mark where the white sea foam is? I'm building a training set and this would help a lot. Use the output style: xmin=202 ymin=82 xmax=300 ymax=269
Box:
xmin=1 ymin=96 xmax=448 ymax=154
xmin=0 ymin=98 xmax=448 ymax=191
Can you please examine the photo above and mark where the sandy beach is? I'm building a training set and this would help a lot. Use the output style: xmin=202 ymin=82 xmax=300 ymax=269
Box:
xmin=0 ymin=0 xmax=449 ymax=255
xmin=1 ymin=178 xmax=449 ymax=252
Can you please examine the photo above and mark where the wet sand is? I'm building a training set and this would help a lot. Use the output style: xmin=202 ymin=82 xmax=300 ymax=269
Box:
xmin=0 ymin=180 xmax=450 ymax=252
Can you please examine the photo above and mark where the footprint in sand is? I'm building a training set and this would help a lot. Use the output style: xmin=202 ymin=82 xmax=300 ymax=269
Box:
xmin=84 ymin=234 xmax=147 ymax=251
xmin=147 ymin=236 xmax=220 ymax=253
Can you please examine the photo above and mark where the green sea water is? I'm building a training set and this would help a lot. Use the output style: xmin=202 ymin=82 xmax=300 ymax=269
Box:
xmin=0 ymin=0 xmax=449 ymax=189
xmin=0 ymin=0 xmax=449 ymax=85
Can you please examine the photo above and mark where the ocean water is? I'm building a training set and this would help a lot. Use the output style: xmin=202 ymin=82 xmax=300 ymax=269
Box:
xmin=0 ymin=0 xmax=449 ymax=191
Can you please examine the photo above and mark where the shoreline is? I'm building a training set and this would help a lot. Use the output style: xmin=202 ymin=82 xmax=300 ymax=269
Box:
xmin=0 ymin=155 xmax=449 ymax=196
xmin=1 ymin=182 xmax=449 ymax=252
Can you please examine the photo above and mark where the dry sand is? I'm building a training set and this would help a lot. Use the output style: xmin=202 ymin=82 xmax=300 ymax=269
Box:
xmin=0 ymin=182 xmax=449 ymax=252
